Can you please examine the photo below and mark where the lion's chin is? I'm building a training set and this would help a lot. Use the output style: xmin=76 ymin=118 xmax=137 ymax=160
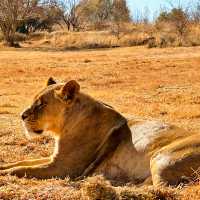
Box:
xmin=22 ymin=121 xmax=43 ymax=139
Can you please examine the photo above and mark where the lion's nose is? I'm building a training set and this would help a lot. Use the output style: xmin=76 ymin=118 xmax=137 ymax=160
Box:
xmin=21 ymin=112 xmax=28 ymax=121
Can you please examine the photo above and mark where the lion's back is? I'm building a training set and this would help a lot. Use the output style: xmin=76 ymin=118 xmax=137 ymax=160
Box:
xmin=129 ymin=119 xmax=192 ymax=153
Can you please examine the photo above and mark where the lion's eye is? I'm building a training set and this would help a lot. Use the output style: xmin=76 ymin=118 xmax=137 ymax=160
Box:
xmin=35 ymin=99 xmax=46 ymax=109
xmin=33 ymin=99 xmax=47 ymax=110
xmin=36 ymin=99 xmax=42 ymax=107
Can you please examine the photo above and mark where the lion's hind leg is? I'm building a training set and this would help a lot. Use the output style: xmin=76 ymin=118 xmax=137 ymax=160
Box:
xmin=0 ymin=157 xmax=51 ymax=170
xmin=150 ymin=151 xmax=200 ymax=187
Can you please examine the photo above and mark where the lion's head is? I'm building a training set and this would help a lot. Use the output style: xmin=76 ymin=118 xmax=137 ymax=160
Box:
xmin=21 ymin=77 xmax=81 ymax=138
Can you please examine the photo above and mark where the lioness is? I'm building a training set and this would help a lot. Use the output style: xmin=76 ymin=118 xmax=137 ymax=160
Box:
xmin=1 ymin=78 xmax=200 ymax=187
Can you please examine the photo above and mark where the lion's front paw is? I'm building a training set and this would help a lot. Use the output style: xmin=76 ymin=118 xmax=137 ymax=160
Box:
xmin=0 ymin=168 xmax=26 ymax=177
xmin=0 ymin=164 xmax=14 ymax=170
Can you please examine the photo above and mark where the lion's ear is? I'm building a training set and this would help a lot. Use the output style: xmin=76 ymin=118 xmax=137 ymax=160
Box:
xmin=47 ymin=77 xmax=57 ymax=86
xmin=61 ymin=80 xmax=80 ymax=100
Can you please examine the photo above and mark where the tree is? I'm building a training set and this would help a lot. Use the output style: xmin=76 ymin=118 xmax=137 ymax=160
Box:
xmin=142 ymin=6 xmax=150 ymax=24
xmin=156 ymin=8 xmax=189 ymax=38
xmin=17 ymin=1 xmax=63 ymax=34
xmin=112 ymin=0 xmax=130 ymax=23
xmin=77 ymin=0 xmax=113 ymax=29
xmin=0 ymin=0 xmax=39 ymax=46
xmin=111 ymin=0 xmax=131 ymax=39
xmin=77 ymin=0 xmax=130 ymax=31
xmin=59 ymin=0 xmax=80 ymax=31
xmin=191 ymin=1 xmax=200 ymax=23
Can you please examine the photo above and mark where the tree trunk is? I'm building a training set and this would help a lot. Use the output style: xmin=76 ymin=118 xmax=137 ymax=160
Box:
xmin=1 ymin=25 xmax=19 ymax=47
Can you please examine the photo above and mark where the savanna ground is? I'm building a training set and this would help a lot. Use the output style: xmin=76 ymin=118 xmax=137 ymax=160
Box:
xmin=1 ymin=44 xmax=200 ymax=199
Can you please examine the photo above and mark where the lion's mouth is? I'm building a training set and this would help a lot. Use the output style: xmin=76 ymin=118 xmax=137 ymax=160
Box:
xmin=34 ymin=130 xmax=43 ymax=134
xmin=22 ymin=121 xmax=44 ymax=134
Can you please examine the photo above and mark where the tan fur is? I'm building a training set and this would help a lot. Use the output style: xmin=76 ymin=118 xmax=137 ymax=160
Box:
xmin=1 ymin=78 xmax=200 ymax=187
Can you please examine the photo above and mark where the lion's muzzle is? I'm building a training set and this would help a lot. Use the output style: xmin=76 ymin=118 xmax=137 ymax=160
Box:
xmin=21 ymin=108 xmax=31 ymax=121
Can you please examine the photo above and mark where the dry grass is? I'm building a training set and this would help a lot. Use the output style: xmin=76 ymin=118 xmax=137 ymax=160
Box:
xmin=23 ymin=30 xmax=150 ymax=50
xmin=1 ymin=46 xmax=200 ymax=198
xmin=1 ymin=22 xmax=200 ymax=50
xmin=21 ymin=23 xmax=200 ymax=50
xmin=147 ymin=24 xmax=200 ymax=48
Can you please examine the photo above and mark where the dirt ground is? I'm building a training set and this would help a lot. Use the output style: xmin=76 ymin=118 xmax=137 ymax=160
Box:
xmin=1 ymin=46 xmax=200 ymax=199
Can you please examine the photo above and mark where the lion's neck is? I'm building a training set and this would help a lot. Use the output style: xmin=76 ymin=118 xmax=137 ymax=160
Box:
xmin=50 ymin=101 xmax=128 ymax=179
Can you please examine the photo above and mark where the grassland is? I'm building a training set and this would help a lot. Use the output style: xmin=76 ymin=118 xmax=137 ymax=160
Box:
xmin=1 ymin=45 xmax=200 ymax=199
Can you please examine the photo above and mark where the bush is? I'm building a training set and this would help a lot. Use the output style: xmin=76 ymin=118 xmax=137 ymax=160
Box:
xmin=147 ymin=37 xmax=157 ymax=48
xmin=14 ymin=33 xmax=27 ymax=42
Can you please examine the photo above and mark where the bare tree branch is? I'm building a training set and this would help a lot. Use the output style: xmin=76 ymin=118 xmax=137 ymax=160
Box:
xmin=0 ymin=0 xmax=40 ymax=46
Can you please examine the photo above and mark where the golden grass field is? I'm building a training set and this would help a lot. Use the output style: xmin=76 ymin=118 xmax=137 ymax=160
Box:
xmin=1 ymin=45 xmax=200 ymax=199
